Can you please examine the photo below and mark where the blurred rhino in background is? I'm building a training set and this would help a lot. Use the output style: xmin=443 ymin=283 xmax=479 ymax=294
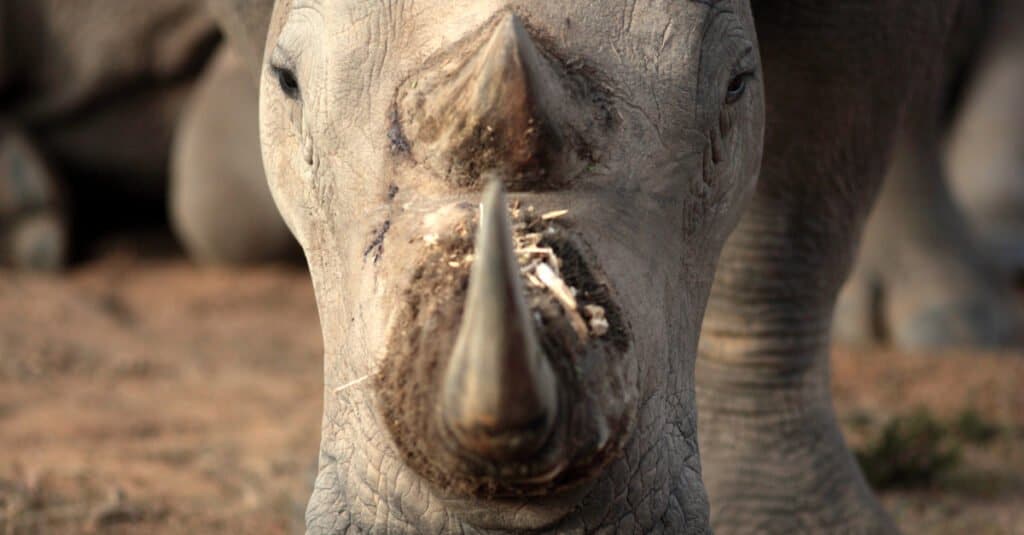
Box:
xmin=0 ymin=0 xmax=294 ymax=269
xmin=836 ymin=0 xmax=1024 ymax=350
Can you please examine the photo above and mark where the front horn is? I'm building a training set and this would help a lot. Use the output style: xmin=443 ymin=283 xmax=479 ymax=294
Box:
xmin=439 ymin=179 xmax=560 ymax=462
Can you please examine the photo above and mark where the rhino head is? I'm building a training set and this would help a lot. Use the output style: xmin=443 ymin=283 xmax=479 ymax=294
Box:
xmin=237 ymin=1 xmax=763 ymax=531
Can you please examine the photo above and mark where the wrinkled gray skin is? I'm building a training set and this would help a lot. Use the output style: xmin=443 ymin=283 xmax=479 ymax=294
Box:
xmin=0 ymin=0 xmax=292 ymax=268
xmin=212 ymin=0 xmax=959 ymax=533
xmin=835 ymin=0 xmax=1024 ymax=349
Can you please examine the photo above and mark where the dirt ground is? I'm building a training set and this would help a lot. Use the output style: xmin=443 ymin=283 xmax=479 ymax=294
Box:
xmin=1 ymin=240 xmax=1021 ymax=534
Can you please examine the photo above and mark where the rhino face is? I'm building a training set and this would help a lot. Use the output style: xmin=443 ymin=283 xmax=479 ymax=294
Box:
xmin=258 ymin=1 xmax=762 ymax=532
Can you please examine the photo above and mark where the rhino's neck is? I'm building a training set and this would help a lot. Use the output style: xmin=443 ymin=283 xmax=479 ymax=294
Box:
xmin=304 ymin=370 xmax=710 ymax=534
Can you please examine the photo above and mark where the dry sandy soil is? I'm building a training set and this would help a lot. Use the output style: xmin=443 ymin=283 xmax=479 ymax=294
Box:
xmin=0 ymin=240 xmax=1021 ymax=534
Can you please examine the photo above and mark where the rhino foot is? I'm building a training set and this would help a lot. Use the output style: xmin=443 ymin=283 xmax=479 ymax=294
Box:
xmin=835 ymin=180 xmax=1022 ymax=350
xmin=697 ymin=355 xmax=900 ymax=535
xmin=0 ymin=127 xmax=68 ymax=271
xmin=836 ymin=266 xmax=1021 ymax=350
xmin=3 ymin=212 xmax=67 ymax=271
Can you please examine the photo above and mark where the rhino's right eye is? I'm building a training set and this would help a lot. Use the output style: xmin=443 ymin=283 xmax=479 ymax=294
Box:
xmin=273 ymin=65 xmax=301 ymax=100
xmin=724 ymin=71 xmax=753 ymax=105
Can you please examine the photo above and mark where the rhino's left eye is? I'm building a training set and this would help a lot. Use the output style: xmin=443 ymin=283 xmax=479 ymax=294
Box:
xmin=273 ymin=65 xmax=301 ymax=100
xmin=725 ymin=72 xmax=753 ymax=104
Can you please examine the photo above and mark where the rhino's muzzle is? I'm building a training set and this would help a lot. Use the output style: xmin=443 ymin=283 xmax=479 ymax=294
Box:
xmin=439 ymin=180 xmax=560 ymax=462
xmin=376 ymin=10 xmax=634 ymax=503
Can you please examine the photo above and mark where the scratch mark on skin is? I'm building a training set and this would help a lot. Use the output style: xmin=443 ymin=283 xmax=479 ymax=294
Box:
xmin=387 ymin=109 xmax=410 ymax=154
xmin=659 ymin=20 xmax=675 ymax=58
xmin=364 ymin=219 xmax=391 ymax=263
xmin=333 ymin=372 xmax=378 ymax=396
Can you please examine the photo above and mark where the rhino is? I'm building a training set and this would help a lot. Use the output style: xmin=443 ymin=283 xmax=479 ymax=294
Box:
xmin=0 ymin=0 xmax=292 ymax=269
xmin=836 ymin=0 xmax=1024 ymax=349
xmin=202 ymin=0 xmax=979 ymax=533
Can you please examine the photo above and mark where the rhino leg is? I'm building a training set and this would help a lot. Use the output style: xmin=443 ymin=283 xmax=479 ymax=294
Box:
xmin=835 ymin=2 xmax=1022 ymax=350
xmin=170 ymin=44 xmax=298 ymax=265
xmin=698 ymin=2 xmax=960 ymax=532
xmin=948 ymin=1 xmax=1024 ymax=272
xmin=0 ymin=125 xmax=68 ymax=271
